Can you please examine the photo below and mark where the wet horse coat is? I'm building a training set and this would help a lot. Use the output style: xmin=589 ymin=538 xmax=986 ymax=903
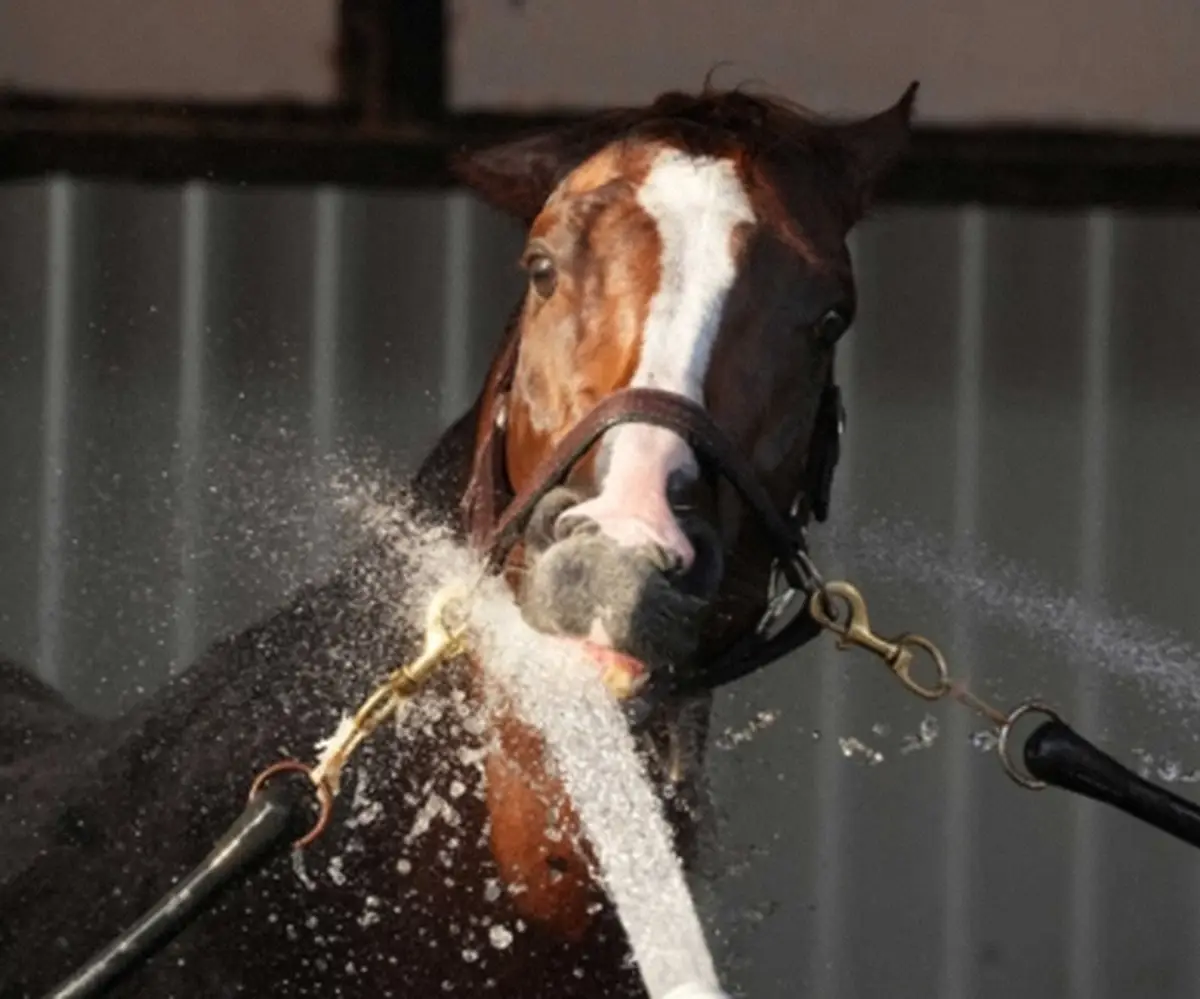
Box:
xmin=0 ymin=84 xmax=916 ymax=998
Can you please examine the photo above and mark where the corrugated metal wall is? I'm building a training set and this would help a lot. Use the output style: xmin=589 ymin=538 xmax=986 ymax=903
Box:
xmin=2 ymin=178 xmax=1199 ymax=999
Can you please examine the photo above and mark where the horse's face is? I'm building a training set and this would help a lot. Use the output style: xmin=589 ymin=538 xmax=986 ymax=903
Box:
xmin=461 ymin=87 xmax=917 ymax=704
xmin=512 ymin=141 xmax=864 ymax=684
xmin=452 ymin=86 xmax=917 ymax=938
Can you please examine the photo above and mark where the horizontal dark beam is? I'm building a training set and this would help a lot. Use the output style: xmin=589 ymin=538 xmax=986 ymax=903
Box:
xmin=2 ymin=95 xmax=1200 ymax=209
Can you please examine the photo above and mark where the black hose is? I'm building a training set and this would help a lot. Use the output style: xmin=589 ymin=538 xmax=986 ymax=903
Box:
xmin=1024 ymin=717 xmax=1200 ymax=851
xmin=41 ymin=777 xmax=313 ymax=999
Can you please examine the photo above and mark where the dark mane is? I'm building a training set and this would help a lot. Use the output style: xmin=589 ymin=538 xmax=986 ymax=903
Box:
xmin=571 ymin=87 xmax=842 ymax=171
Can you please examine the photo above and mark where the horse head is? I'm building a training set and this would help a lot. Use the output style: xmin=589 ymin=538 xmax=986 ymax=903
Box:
xmin=450 ymin=83 xmax=917 ymax=941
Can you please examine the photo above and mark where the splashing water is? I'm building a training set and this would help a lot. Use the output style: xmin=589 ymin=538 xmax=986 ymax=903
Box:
xmin=389 ymin=524 xmax=724 ymax=999
xmin=469 ymin=582 xmax=722 ymax=998
xmin=823 ymin=512 xmax=1200 ymax=724
xmin=68 ymin=414 xmax=726 ymax=989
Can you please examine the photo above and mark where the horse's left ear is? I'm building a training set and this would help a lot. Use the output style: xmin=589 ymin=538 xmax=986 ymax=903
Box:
xmin=835 ymin=81 xmax=919 ymax=220
xmin=452 ymin=130 xmax=579 ymax=224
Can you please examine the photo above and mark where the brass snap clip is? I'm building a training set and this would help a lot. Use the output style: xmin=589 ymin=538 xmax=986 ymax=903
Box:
xmin=306 ymin=583 xmax=473 ymax=799
xmin=809 ymin=580 xmax=951 ymax=701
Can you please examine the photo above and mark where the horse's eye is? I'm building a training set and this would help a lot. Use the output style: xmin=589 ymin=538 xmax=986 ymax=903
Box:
xmin=815 ymin=306 xmax=851 ymax=346
xmin=526 ymin=254 xmax=558 ymax=299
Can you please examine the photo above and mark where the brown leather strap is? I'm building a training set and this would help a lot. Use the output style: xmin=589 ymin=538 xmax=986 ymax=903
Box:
xmin=461 ymin=317 xmax=522 ymax=549
xmin=478 ymin=388 xmax=820 ymax=593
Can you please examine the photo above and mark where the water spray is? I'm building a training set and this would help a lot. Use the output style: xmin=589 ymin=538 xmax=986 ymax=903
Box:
xmin=40 ymin=578 xmax=735 ymax=999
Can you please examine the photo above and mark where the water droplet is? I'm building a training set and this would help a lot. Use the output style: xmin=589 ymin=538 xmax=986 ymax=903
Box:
xmin=838 ymin=736 xmax=884 ymax=766
xmin=488 ymin=924 xmax=513 ymax=950
xmin=900 ymin=714 xmax=940 ymax=755
xmin=1157 ymin=759 xmax=1182 ymax=783
xmin=969 ymin=730 xmax=998 ymax=752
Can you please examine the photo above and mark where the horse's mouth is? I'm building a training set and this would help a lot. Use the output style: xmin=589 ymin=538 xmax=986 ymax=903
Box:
xmin=515 ymin=546 xmax=705 ymax=716
xmin=511 ymin=483 xmax=724 ymax=751
xmin=561 ymin=636 xmax=651 ymax=701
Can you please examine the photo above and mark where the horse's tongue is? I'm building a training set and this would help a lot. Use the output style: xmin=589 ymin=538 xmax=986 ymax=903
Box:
xmin=566 ymin=639 xmax=649 ymax=700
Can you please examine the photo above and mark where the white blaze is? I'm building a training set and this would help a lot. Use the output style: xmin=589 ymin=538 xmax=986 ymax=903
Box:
xmin=569 ymin=148 xmax=755 ymax=564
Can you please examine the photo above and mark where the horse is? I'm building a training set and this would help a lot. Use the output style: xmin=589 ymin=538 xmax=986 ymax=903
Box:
xmin=0 ymin=80 xmax=917 ymax=998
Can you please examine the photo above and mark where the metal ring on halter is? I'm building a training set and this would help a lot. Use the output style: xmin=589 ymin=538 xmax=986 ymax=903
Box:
xmin=997 ymin=701 xmax=1064 ymax=791
xmin=248 ymin=759 xmax=334 ymax=849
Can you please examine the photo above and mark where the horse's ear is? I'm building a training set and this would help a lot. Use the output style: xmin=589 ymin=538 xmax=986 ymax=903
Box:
xmin=835 ymin=81 xmax=919 ymax=220
xmin=452 ymin=130 xmax=578 ymax=224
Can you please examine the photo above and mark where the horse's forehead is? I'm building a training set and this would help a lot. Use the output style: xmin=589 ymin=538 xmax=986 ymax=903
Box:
xmin=561 ymin=143 xmax=659 ymax=195
xmin=529 ymin=144 xmax=652 ymax=242
xmin=534 ymin=140 xmax=756 ymax=248
xmin=549 ymin=140 xmax=754 ymax=213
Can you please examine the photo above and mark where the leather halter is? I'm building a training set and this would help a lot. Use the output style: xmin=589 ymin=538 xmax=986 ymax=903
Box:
xmin=460 ymin=335 xmax=845 ymax=699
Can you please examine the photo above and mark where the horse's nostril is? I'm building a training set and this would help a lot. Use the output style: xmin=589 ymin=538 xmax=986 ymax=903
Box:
xmin=554 ymin=511 xmax=599 ymax=542
xmin=673 ymin=517 xmax=724 ymax=600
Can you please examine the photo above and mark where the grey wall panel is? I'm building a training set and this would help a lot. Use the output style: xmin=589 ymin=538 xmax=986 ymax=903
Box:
xmin=0 ymin=182 xmax=50 ymax=678
xmin=971 ymin=210 xmax=1083 ymax=999
xmin=186 ymin=185 xmax=326 ymax=671
xmin=1066 ymin=210 xmax=1115 ymax=999
xmin=1093 ymin=213 xmax=1200 ymax=999
xmin=2 ymin=177 xmax=1198 ymax=998
xmin=57 ymin=182 xmax=185 ymax=711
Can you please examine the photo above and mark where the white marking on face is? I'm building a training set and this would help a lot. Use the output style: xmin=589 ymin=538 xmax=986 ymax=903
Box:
xmin=570 ymin=148 xmax=755 ymax=564
xmin=633 ymin=149 xmax=755 ymax=405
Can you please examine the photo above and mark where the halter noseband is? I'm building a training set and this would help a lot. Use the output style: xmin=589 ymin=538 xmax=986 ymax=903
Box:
xmin=461 ymin=341 xmax=845 ymax=699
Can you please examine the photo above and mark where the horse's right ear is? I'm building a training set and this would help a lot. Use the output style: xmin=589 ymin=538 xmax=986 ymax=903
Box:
xmin=452 ymin=131 xmax=578 ymax=224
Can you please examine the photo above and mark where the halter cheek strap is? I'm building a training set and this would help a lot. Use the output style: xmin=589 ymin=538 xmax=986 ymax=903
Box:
xmin=461 ymin=317 xmax=523 ymax=550
xmin=806 ymin=381 xmax=844 ymax=525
